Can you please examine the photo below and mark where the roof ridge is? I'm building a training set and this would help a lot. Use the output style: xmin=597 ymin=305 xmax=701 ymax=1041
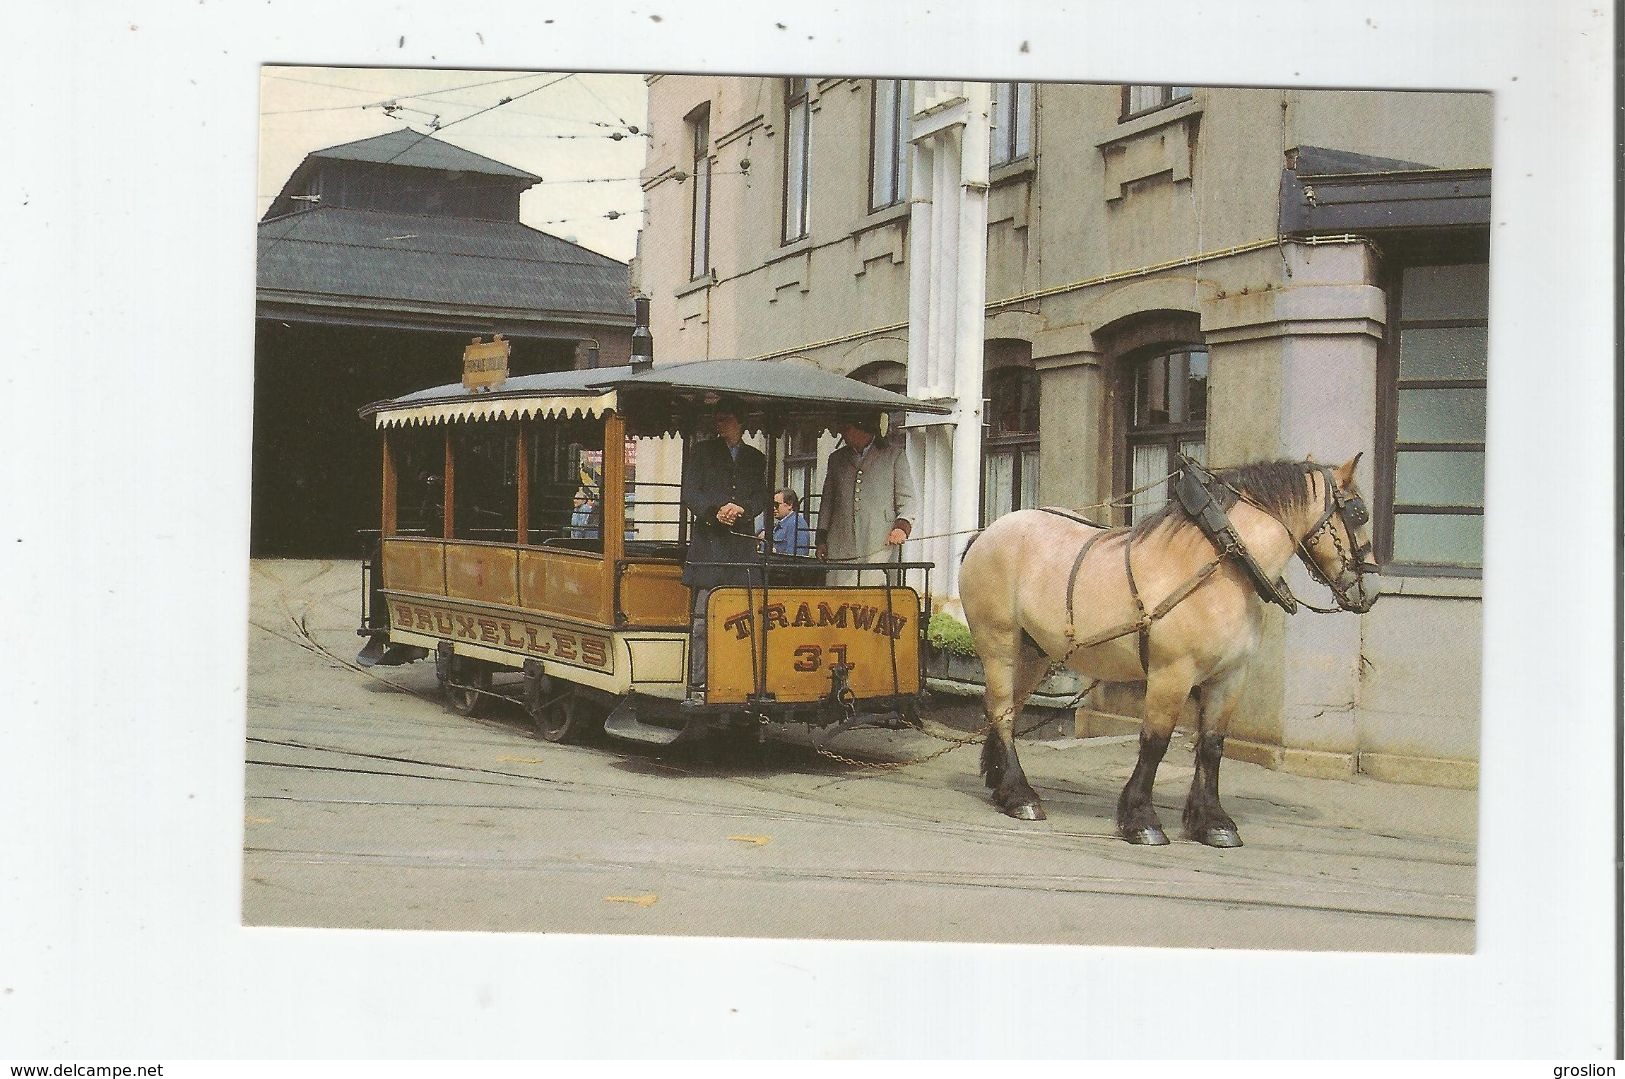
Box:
xmin=311 ymin=127 xmax=541 ymax=182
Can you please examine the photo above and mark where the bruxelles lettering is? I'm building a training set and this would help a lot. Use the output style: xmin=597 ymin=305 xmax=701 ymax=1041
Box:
xmin=722 ymin=601 xmax=908 ymax=641
xmin=390 ymin=601 xmax=608 ymax=668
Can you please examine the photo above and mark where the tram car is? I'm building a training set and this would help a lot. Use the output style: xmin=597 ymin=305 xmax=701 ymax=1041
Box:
xmin=356 ymin=341 xmax=949 ymax=746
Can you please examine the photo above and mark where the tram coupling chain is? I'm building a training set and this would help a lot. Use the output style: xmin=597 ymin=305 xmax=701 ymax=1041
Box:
xmin=825 ymin=663 xmax=857 ymax=722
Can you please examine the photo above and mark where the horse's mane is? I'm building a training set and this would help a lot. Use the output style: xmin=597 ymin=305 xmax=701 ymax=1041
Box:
xmin=1130 ymin=459 xmax=1315 ymax=537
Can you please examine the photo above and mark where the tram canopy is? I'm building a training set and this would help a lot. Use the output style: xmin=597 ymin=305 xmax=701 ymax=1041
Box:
xmin=362 ymin=358 xmax=952 ymax=434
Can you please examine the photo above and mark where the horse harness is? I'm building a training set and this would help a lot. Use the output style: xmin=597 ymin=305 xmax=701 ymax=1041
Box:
xmin=1052 ymin=459 xmax=1378 ymax=675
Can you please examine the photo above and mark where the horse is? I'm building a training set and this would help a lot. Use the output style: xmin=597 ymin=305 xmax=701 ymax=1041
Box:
xmin=958 ymin=455 xmax=1378 ymax=847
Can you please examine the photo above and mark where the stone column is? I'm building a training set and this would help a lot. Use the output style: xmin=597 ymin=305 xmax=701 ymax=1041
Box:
xmin=906 ymin=82 xmax=991 ymax=607
xmin=1200 ymin=240 xmax=1385 ymax=775
xmin=1031 ymin=323 xmax=1105 ymax=513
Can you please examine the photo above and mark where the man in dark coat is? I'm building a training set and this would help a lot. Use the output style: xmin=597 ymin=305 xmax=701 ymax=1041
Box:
xmin=681 ymin=397 xmax=769 ymax=690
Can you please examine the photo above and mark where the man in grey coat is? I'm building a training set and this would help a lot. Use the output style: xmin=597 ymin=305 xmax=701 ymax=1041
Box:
xmin=816 ymin=414 xmax=916 ymax=586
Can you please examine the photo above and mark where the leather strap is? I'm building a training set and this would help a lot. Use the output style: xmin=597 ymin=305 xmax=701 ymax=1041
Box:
xmin=1122 ymin=530 xmax=1151 ymax=675
xmin=1176 ymin=461 xmax=1298 ymax=614
xmin=1063 ymin=529 xmax=1111 ymax=642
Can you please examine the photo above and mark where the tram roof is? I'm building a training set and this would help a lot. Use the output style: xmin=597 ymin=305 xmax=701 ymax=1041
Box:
xmin=362 ymin=358 xmax=952 ymax=430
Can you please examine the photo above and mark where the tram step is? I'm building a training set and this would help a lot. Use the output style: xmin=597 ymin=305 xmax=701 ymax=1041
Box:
xmin=603 ymin=697 xmax=691 ymax=745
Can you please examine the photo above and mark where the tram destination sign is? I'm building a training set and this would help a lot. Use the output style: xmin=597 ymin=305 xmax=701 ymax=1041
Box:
xmin=462 ymin=335 xmax=511 ymax=391
xmin=705 ymin=586 xmax=921 ymax=704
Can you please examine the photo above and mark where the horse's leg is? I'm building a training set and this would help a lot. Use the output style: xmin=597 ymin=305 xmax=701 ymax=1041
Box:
xmin=979 ymin=632 xmax=1051 ymax=821
xmin=1116 ymin=660 xmax=1195 ymax=845
xmin=1182 ymin=667 xmax=1245 ymax=847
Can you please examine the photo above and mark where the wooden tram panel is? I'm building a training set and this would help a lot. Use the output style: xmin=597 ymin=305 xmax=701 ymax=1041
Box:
xmin=517 ymin=547 xmax=605 ymax=624
xmin=380 ymin=539 xmax=445 ymax=595
xmin=446 ymin=543 xmax=520 ymax=607
xmin=615 ymin=559 xmax=691 ymax=628
xmin=706 ymin=586 xmax=922 ymax=705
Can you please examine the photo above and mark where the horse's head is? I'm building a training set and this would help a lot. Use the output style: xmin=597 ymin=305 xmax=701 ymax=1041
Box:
xmin=1297 ymin=454 xmax=1379 ymax=612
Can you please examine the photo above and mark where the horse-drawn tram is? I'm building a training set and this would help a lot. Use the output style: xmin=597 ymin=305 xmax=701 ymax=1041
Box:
xmin=356 ymin=348 xmax=950 ymax=747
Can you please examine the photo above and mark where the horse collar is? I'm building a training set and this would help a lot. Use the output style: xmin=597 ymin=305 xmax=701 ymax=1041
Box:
xmin=1175 ymin=461 xmax=1299 ymax=614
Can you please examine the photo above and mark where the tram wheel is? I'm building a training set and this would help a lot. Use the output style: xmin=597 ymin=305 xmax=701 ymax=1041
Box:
xmin=520 ymin=666 xmax=576 ymax=743
xmin=530 ymin=689 xmax=581 ymax=743
xmin=442 ymin=660 xmax=493 ymax=717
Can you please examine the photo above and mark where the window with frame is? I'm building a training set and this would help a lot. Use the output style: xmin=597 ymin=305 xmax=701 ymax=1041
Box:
xmin=782 ymin=426 xmax=820 ymax=531
xmin=870 ymin=79 xmax=910 ymax=211
xmin=981 ymin=365 xmax=1040 ymax=526
xmin=1379 ymin=261 xmax=1487 ymax=572
xmin=451 ymin=425 xmax=519 ymax=543
xmin=389 ymin=425 xmax=446 ymax=537
xmin=687 ymin=104 xmax=712 ymax=279
xmin=526 ymin=419 xmax=604 ymax=544
xmin=989 ymin=81 xmax=1034 ymax=167
xmin=1125 ymin=345 xmax=1208 ymax=522
xmin=1121 ymin=84 xmax=1193 ymax=120
xmin=782 ymin=77 xmax=812 ymax=243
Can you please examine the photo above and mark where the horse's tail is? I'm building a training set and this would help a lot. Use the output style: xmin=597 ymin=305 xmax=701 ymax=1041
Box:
xmin=960 ymin=530 xmax=983 ymax=561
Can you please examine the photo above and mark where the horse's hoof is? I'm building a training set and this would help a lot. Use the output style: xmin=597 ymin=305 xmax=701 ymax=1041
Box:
xmin=1195 ymin=827 xmax=1242 ymax=848
xmin=1004 ymin=802 xmax=1046 ymax=821
xmin=1122 ymin=825 xmax=1169 ymax=846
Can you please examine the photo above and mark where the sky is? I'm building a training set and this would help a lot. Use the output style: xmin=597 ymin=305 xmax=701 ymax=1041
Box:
xmin=258 ymin=66 xmax=649 ymax=262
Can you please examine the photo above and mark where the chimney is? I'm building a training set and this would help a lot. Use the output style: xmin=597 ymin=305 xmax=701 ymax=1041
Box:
xmin=630 ymin=295 xmax=654 ymax=373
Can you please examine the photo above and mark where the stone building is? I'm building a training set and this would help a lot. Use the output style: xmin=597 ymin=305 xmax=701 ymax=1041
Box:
xmin=632 ymin=77 xmax=1490 ymax=787
xmin=255 ymin=129 xmax=634 ymax=555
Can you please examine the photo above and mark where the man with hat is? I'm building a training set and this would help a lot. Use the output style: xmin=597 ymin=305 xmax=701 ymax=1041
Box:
xmin=816 ymin=413 xmax=916 ymax=586
xmin=680 ymin=396 xmax=769 ymax=692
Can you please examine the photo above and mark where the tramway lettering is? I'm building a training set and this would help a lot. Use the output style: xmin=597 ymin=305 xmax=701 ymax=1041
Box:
xmin=388 ymin=599 xmax=610 ymax=670
xmin=721 ymin=601 xmax=909 ymax=641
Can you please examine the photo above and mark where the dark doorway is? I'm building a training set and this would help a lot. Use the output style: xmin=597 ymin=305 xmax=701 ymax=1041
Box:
xmin=250 ymin=320 xmax=575 ymax=557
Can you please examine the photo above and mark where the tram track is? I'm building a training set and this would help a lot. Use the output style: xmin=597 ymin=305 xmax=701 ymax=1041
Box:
xmin=245 ymin=727 xmax=1476 ymax=882
xmin=241 ymin=841 xmax=1472 ymax=925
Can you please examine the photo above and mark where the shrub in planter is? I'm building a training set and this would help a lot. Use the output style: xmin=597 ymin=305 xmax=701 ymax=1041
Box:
xmin=925 ymin=612 xmax=977 ymax=657
xmin=925 ymin=613 xmax=983 ymax=682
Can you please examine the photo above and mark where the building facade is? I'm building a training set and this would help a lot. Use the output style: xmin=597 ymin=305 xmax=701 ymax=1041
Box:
xmin=633 ymin=77 xmax=1490 ymax=787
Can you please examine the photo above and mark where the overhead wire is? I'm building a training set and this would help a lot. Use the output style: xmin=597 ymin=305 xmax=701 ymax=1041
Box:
xmin=571 ymin=72 xmax=636 ymax=130
xmin=372 ymin=72 xmax=578 ymax=169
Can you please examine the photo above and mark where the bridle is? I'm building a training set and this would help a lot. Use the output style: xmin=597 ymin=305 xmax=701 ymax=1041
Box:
xmin=1297 ymin=464 xmax=1380 ymax=613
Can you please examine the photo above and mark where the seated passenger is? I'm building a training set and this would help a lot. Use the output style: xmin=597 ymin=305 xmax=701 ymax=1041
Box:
xmin=568 ymin=487 xmax=601 ymax=540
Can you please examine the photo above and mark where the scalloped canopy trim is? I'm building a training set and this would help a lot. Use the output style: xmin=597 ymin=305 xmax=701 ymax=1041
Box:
xmin=374 ymin=393 xmax=618 ymax=428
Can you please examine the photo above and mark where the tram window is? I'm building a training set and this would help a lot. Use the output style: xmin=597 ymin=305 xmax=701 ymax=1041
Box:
xmin=526 ymin=420 xmax=603 ymax=545
xmin=451 ymin=426 xmax=518 ymax=543
xmin=391 ymin=426 xmax=445 ymax=537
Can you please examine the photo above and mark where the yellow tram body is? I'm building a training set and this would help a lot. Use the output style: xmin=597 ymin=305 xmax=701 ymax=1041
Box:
xmin=357 ymin=358 xmax=945 ymax=744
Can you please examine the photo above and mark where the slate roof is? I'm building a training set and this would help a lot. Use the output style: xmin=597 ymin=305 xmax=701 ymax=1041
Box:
xmin=258 ymin=206 xmax=631 ymax=321
xmin=1292 ymin=145 xmax=1435 ymax=177
xmin=307 ymin=129 xmax=541 ymax=182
